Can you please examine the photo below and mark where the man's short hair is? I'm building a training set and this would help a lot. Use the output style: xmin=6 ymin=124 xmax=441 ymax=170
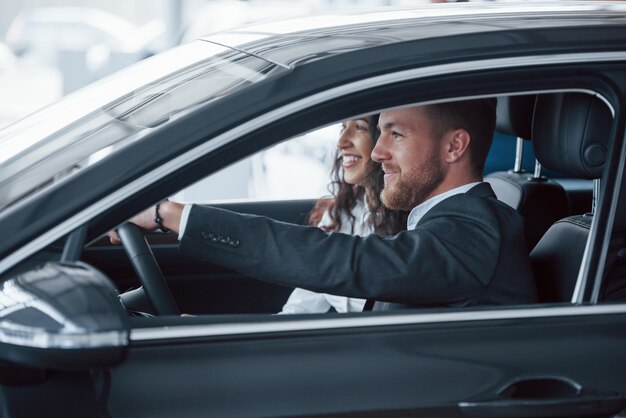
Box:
xmin=422 ymin=98 xmax=497 ymax=174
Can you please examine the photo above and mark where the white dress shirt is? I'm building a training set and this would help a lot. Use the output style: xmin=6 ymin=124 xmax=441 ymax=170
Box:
xmin=406 ymin=182 xmax=481 ymax=230
xmin=278 ymin=199 xmax=370 ymax=314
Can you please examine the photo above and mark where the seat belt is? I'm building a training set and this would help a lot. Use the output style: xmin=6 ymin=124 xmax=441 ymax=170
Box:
xmin=362 ymin=299 xmax=375 ymax=311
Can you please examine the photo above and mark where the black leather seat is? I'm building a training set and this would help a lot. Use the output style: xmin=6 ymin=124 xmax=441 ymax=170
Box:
xmin=600 ymin=231 xmax=626 ymax=301
xmin=529 ymin=93 xmax=612 ymax=303
xmin=486 ymin=95 xmax=570 ymax=251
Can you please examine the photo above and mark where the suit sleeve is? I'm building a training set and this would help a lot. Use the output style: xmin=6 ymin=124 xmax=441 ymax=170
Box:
xmin=179 ymin=198 xmax=501 ymax=306
xmin=278 ymin=209 xmax=355 ymax=314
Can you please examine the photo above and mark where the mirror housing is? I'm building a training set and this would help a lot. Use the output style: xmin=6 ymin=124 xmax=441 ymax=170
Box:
xmin=0 ymin=262 xmax=128 ymax=370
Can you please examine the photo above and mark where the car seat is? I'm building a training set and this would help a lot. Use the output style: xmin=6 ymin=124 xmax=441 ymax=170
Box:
xmin=529 ymin=92 xmax=612 ymax=303
xmin=486 ymin=95 xmax=570 ymax=251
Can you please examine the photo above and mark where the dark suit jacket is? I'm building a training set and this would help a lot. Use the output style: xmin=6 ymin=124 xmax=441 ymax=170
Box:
xmin=180 ymin=183 xmax=537 ymax=310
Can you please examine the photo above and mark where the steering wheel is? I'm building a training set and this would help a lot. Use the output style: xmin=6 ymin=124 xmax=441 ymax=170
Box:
xmin=117 ymin=223 xmax=180 ymax=316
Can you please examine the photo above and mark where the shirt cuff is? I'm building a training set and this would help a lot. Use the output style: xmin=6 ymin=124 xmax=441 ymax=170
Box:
xmin=177 ymin=204 xmax=193 ymax=240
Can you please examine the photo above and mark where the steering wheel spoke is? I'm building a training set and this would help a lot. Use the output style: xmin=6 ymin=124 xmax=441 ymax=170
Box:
xmin=117 ymin=223 xmax=180 ymax=316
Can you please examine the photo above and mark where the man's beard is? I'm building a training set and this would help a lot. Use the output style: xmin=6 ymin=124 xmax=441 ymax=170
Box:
xmin=380 ymin=156 xmax=444 ymax=211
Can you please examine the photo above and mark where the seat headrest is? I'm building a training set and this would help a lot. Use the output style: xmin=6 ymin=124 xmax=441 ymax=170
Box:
xmin=532 ymin=93 xmax=612 ymax=179
xmin=496 ymin=95 xmax=536 ymax=139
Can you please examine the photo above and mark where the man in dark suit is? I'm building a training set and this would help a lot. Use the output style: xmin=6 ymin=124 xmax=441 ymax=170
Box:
xmin=111 ymin=98 xmax=537 ymax=310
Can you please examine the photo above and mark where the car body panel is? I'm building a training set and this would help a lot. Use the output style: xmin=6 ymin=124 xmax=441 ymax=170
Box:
xmin=107 ymin=306 xmax=626 ymax=417
xmin=204 ymin=5 xmax=626 ymax=68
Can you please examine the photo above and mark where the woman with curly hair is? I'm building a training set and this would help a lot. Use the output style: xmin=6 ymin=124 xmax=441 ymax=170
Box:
xmin=279 ymin=115 xmax=409 ymax=314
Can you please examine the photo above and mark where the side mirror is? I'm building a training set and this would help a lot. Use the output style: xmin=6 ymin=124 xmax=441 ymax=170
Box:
xmin=0 ymin=262 xmax=128 ymax=371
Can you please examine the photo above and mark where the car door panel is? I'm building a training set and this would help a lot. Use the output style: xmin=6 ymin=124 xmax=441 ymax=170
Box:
xmin=104 ymin=309 xmax=626 ymax=417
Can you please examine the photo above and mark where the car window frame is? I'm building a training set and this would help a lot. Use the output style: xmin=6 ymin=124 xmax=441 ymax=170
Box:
xmin=1 ymin=54 xmax=622 ymax=271
xmin=2 ymin=53 xmax=626 ymax=339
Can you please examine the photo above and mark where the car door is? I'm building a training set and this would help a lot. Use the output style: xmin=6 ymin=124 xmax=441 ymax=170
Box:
xmin=105 ymin=305 xmax=626 ymax=417
xmin=100 ymin=68 xmax=626 ymax=417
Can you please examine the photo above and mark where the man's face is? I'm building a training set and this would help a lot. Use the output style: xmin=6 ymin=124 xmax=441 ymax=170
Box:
xmin=372 ymin=107 xmax=445 ymax=211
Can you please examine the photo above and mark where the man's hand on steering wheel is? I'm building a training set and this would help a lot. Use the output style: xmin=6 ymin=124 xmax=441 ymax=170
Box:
xmin=107 ymin=201 xmax=185 ymax=316
xmin=108 ymin=201 xmax=184 ymax=244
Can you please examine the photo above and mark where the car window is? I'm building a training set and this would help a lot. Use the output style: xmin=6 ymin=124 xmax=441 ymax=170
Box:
xmin=177 ymin=126 xmax=549 ymax=204
xmin=0 ymin=91 xmax=616 ymax=324
xmin=171 ymin=124 xmax=340 ymax=203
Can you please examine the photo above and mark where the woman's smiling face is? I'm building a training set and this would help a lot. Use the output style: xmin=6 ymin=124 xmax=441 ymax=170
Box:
xmin=337 ymin=118 xmax=375 ymax=186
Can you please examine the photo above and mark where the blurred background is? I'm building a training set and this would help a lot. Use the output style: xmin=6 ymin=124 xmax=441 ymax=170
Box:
xmin=0 ymin=0 xmax=476 ymax=202
xmin=0 ymin=0 xmax=436 ymax=128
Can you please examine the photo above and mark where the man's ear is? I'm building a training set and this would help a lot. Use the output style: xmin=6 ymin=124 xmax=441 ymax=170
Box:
xmin=443 ymin=129 xmax=471 ymax=163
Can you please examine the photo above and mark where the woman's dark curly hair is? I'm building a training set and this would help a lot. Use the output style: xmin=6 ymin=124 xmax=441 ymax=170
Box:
xmin=308 ymin=115 xmax=409 ymax=236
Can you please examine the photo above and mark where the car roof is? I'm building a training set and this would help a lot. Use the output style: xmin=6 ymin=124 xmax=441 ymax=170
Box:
xmin=200 ymin=2 xmax=626 ymax=67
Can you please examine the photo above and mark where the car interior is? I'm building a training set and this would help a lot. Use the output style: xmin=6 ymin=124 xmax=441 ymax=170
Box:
xmin=64 ymin=90 xmax=615 ymax=317
xmin=486 ymin=94 xmax=571 ymax=252
xmin=529 ymin=93 xmax=612 ymax=303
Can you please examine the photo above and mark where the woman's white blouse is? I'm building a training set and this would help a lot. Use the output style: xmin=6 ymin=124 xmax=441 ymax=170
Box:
xmin=278 ymin=199 xmax=371 ymax=314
